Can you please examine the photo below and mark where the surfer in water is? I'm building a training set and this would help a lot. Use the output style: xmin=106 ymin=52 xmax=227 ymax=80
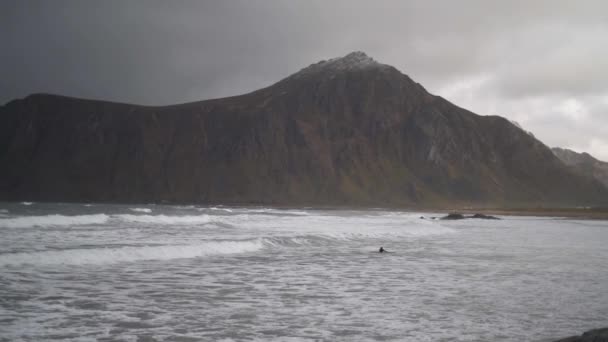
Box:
xmin=379 ymin=247 xmax=386 ymax=253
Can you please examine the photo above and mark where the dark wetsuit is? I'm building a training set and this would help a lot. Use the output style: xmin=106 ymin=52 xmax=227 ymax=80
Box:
xmin=379 ymin=247 xmax=385 ymax=253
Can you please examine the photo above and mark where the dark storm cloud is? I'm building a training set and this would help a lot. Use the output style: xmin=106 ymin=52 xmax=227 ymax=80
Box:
xmin=0 ymin=1 xmax=325 ymax=104
xmin=2 ymin=0 xmax=607 ymax=159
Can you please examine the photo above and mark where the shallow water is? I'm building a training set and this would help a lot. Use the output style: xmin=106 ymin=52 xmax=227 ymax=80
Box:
xmin=0 ymin=203 xmax=607 ymax=341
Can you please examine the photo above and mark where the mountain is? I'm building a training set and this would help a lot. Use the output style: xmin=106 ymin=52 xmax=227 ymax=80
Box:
xmin=1 ymin=51 xmax=607 ymax=207
xmin=552 ymin=147 xmax=608 ymax=188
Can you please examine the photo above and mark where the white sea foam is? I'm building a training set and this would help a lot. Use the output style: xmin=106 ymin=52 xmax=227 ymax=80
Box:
xmin=261 ymin=235 xmax=335 ymax=248
xmin=2 ymin=205 xmax=607 ymax=342
xmin=321 ymin=225 xmax=455 ymax=240
xmin=207 ymin=207 xmax=233 ymax=212
xmin=174 ymin=205 xmax=196 ymax=210
xmin=129 ymin=207 xmax=152 ymax=213
xmin=0 ymin=214 xmax=110 ymax=229
xmin=0 ymin=240 xmax=263 ymax=266
xmin=116 ymin=214 xmax=211 ymax=225
xmin=247 ymin=208 xmax=311 ymax=216
xmin=21 ymin=202 xmax=34 ymax=206
xmin=213 ymin=212 xmax=455 ymax=239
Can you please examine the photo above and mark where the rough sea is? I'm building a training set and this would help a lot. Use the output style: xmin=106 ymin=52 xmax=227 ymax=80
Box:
xmin=0 ymin=203 xmax=607 ymax=342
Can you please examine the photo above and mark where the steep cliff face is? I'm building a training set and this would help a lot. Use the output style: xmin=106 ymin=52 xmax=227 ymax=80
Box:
xmin=552 ymin=147 xmax=608 ymax=188
xmin=1 ymin=52 xmax=607 ymax=206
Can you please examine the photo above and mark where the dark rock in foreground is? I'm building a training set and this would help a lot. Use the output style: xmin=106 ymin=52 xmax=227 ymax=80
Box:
xmin=554 ymin=328 xmax=608 ymax=342
xmin=440 ymin=213 xmax=500 ymax=220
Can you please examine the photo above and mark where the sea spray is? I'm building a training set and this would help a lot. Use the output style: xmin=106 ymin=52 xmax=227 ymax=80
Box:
xmin=129 ymin=208 xmax=152 ymax=213
xmin=115 ymin=214 xmax=212 ymax=225
xmin=0 ymin=214 xmax=110 ymax=229
xmin=0 ymin=239 xmax=264 ymax=266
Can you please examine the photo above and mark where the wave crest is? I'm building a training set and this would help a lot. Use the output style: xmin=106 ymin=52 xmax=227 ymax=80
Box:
xmin=129 ymin=208 xmax=152 ymax=213
xmin=0 ymin=240 xmax=263 ymax=266
xmin=0 ymin=214 xmax=110 ymax=229
xmin=116 ymin=214 xmax=211 ymax=225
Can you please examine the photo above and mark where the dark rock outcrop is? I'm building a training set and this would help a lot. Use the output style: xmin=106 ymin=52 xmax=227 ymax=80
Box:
xmin=552 ymin=147 xmax=608 ymax=188
xmin=471 ymin=213 xmax=500 ymax=219
xmin=440 ymin=213 xmax=466 ymax=220
xmin=440 ymin=213 xmax=500 ymax=220
xmin=1 ymin=52 xmax=607 ymax=206
xmin=554 ymin=327 xmax=608 ymax=342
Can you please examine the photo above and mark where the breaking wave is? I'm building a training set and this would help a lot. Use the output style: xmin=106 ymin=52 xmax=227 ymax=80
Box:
xmin=261 ymin=235 xmax=335 ymax=247
xmin=116 ymin=214 xmax=211 ymax=225
xmin=0 ymin=214 xmax=110 ymax=229
xmin=0 ymin=240 xmax=264 ymax=266
xmin=247 ymin=208 xmax=312 ymax=216
xmin=207 ymin=207 xmax=233 ymax=213
xmin=129 ymin=208 xmax=152 ymax=213
xmin=2 ymin=213 xmax=217 ymax=228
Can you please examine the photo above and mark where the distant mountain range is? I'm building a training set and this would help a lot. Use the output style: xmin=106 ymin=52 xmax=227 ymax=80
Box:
xmin=1 ymin=51 xmax=607 ymax=207
xmin=552 ymin=147 xmax=608 ymax=188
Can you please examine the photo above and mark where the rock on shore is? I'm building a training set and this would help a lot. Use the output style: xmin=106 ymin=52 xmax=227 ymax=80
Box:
xmin=554 ymin=328 xmax=608 ymax=342
xmin=439 ymin=213 xmax=500 ymax=220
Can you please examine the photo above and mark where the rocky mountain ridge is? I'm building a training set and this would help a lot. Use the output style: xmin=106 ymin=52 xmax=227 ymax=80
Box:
xmin=552 ymin=147 xmax=608 ymax=188
xmin=1 ymin=52 xmax=607 ymax=207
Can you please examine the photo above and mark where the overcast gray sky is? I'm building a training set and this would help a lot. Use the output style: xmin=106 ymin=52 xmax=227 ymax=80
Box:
xmin=2 ymin=0 xmax=607 ymax=160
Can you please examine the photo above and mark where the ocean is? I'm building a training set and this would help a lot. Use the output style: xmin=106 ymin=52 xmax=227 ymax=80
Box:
xmin=0 ymin=203 xmax=607 ymax=341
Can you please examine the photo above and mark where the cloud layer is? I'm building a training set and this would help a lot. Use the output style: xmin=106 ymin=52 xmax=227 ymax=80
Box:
xmin=2 ymin=0 xmax=607 ymax=159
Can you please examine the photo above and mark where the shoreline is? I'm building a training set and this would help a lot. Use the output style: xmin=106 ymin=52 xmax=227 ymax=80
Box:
xmin=455 ymin=207 xmax=608 ymax=220
xmin=1 ymin=201 xmax=607 ymax=220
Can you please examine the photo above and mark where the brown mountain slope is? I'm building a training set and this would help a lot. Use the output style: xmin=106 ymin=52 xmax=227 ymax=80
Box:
xmin=552 ymin=147 xmax=608 ymax=188
xmin=1 ymin=52 xmax=607 ymax=207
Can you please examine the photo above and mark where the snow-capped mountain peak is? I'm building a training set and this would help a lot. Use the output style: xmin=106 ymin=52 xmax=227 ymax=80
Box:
xmin=294 ymin=51 xmax=387 ymax=77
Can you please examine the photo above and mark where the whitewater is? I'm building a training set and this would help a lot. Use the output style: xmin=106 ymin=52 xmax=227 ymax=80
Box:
xmin=0 ymin=203 xmax=607 ymax=341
